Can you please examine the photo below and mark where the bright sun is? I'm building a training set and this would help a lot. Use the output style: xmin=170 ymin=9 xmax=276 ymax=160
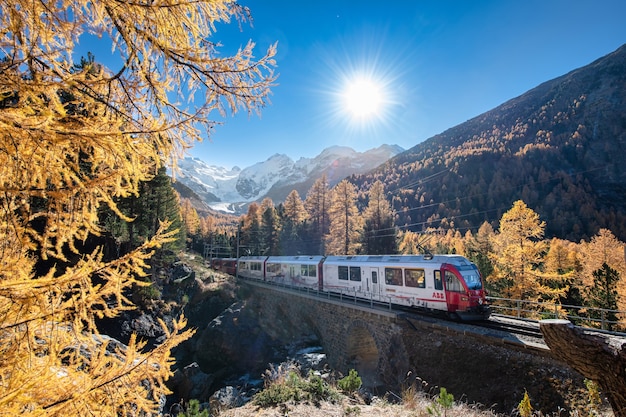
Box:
xmin=343 ymin=77 xmax=383 ymax=119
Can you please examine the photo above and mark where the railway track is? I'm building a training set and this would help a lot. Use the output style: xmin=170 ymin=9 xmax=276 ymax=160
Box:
xmin=474 ymin=314 xmax=544 ymax=339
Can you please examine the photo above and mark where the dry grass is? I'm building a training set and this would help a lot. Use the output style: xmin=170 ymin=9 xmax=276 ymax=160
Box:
xmin=218 ymin=395 xmax=500 ymax=417
xmin=217 ymin=365 xmax=501 ymax=417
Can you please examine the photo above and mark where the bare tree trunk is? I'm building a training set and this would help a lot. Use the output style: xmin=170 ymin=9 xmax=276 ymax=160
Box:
xmin=540 ymin=319 xmax=626 ymax=417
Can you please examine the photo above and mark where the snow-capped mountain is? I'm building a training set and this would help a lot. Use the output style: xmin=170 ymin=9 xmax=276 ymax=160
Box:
xmin=175 ymin=144 xmax=404 ymax=213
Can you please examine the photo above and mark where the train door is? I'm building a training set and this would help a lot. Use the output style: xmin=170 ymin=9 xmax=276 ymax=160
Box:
xmin=442 ymin=265 xmax=465 ymax=314
xmin=289 ymin=265 xmax=297 ymax=279
xmin=318 ymin=261 xmax=324 ymax=291
xmin=370 ymin=268 xmax=380 ymax=296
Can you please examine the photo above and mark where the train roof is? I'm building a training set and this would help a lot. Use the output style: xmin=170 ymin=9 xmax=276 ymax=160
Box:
xmin=238 ymin=256 xmax=268 ymax=261
xmin=323 ymin=254 xmax=474 ymax=266
xmin=266 ymin=255 xmax=325 ymax=264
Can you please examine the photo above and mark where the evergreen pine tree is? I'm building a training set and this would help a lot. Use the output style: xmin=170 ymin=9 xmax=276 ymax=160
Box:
xmin=587 ymin=263 xmax=621 ymax=329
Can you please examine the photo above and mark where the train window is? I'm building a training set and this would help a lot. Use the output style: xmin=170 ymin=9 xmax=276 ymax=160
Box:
xmin=461 ymin=269 xmax=482 ymax=290
xmin=445 ymin=271 xmax=464 ymax=292
xmin=300 ymin=265 xmax=317 ymax=277
xmin=385 ymin=268 xmax=403 ymax=286
xmin=371 ymin=271 xmax=378 ymax=284
xmin=434 ymin=270 xmax=443 ymax=290
xmin=405 ymin=269 xmax=425 ymax=288
xmin=267 ymin=263 xmax=281 ymax=274
xmin=338 ymin=266 xmax=349 ymax=280
xmin=349 ymin=267 xmax=361 ymax=281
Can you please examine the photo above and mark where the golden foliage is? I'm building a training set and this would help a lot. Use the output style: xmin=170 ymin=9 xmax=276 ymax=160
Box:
xmin=181 ymin=198 xmax=201 ymax=236
xmin=487 ymin=201 xmax=567 ymax=301
xmin=326 ymin=180 xmax=362 ymax=255
xmin=283 ymin=190 xmax=308 ymax=224
xmin=577 ymin=229 xmax=626 ymax=310
xmin=0 ymin=0 xmax=275 ymax=413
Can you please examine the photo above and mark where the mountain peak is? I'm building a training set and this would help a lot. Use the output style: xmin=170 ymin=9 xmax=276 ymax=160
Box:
xmin=177 ymin=145 xmax=403 ymax=213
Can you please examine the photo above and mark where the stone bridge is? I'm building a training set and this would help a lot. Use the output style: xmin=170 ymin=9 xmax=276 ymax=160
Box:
xmin=242 ymin=280 xmax=593 ymax=414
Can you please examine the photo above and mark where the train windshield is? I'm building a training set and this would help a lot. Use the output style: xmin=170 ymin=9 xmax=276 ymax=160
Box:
xmin=458 ymin=265 xmax=483 ymax=290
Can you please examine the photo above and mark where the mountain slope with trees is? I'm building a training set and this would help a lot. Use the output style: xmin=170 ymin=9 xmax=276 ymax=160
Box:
xmin=353 ymin=43 xmax=626 ymax=242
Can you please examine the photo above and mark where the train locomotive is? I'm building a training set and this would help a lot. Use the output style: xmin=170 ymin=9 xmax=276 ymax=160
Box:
xmin=232 ymin=254 xmax=490 ymax=320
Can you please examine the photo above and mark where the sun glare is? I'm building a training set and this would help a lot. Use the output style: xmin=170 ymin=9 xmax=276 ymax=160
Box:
xmin=314 ymin=31 xmax=407 ymax=138
xmin=343 ymin=77 xmax=383 ymax=118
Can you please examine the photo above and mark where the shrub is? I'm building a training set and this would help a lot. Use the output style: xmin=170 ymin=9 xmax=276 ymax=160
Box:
xmin=176 ymin=399 xmax=209 ymax=417
xmin=427 ymin=387 xmax=454 ymax=417
xmin=337 ymin=369 xmax=362 ymax=394
xmin=253 ymin=368 xmax=339 ymax=407
xmin=585 ymin=379 xmax=601 ymax=414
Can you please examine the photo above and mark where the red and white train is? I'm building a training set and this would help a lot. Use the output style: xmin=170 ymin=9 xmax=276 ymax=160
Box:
xmin=230 ymin=254 xmax=491 ymax=321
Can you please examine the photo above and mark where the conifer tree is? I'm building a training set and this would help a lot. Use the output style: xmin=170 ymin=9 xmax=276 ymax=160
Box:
xmin=587 ymin=263 xmax=621 ymax=329
xmin=240 ymin=202 xmax=262 ymax=256
xmin=578 ymin=229 xmax=626 ymax=310
xmin=0 ymin=0 xmax=275 ymax=414
xmin=137 ymin=167 xmax=187 ymax=254
xmin=326 ymin=180 xmax=363 ymax=255
xmin=488 ymin=200 xmax=552 ymax=301
xmin=362 ymin=180 xmax=396 ymax=254
xmin=305 ymin=175 xmax=331 ymax=254
xmin=181 ymin=198 xmax=201 ymax=237
xmin=284 ymin=190 xmax=308 ymax=225
xmin=398 ymin=230 xmax=421 ymax=254
xmin=260 ymin=198 xmax=281 ymax=256
xmin=281 ymin=190 xmax=309 ymax=255
xmin=466 ymin=221 xmax=495 ymax=282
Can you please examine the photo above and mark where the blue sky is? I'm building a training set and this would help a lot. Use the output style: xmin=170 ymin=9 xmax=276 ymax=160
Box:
xmin=89 ymin=1 xmax=626 ymax=169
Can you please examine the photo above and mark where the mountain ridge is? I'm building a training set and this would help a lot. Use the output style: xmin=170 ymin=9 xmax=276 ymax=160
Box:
xmin=352 ymin=43 xmax=626 ymax=242
xmin=177 ymin=144 xmax=404 ymax=213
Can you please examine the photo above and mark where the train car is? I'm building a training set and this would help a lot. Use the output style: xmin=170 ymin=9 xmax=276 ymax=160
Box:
xmin=237 ymin=256 xmax=268 ymax=280
xmin=225 ymin=258 xmax=238 ymax=275
xmin=214 ymin=258 xmax=237 ymax=275
xmin=322 ymin=254 xmax=490 ymax=320
xmin=210 ymin=257 xmax=221 ymax=270
xmin=264 ymin=255 xmax=325 ymax=289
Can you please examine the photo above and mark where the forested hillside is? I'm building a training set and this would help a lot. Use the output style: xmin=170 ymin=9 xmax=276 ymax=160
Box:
xmin=352 ymin=44 xmax=626 ymax=242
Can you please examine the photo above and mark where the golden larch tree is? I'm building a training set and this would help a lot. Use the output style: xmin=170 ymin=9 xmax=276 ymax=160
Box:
xmin=398 ymin=230 xmax=421 ymax=254
xmin=181 ymin=198 xmax=201 ymax=236
xmin=305 ymin=175 xmax=331 ymax=254
xmin=0 ymin=0 xmax=275 ymax=414
xmin=577 ymin=229 xmax=626 ymax=310
xmin=488 ymin=200 xmax=553 ymax=301
xmin=326 ymin=180 xmax=362 ymax=255
xmin=283 ymin=190 xmax=308 ymax=225
xmin=362 ymin=180 xmax=396 ymax=254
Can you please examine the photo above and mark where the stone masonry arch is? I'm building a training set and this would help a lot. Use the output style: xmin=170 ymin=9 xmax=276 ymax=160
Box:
xmin=345 ymin=319 xmax=382 ymax=389
xmin=241 ymin=281 xmax=603 ymax=414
